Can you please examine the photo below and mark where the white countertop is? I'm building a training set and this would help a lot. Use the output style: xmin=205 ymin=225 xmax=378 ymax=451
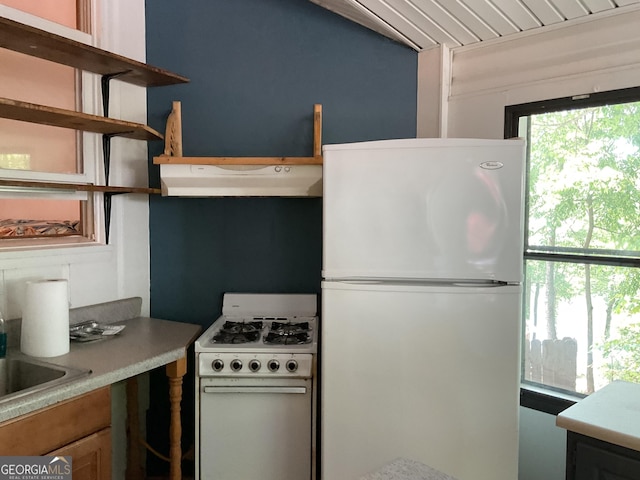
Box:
xmin=0 ymin=316 xmax=201 ymax=422
xmin=556 ymin=380 xmax=640 ymax=451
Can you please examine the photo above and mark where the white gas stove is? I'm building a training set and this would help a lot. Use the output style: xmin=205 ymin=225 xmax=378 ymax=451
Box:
xmin=195 ymin=293 xmax=318 ymax=480
xmin=195 ymin=292 xmax=318 ymax=377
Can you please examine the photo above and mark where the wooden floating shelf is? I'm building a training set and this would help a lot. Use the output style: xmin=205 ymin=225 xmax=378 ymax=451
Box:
xmin=153 ymin=102 xmax=324 ymax=165
xmin=0 ymin=16 xmax=188 ymax=244
xmin=0 ymin=179 xmax=160 ymax=195
xmin=0 ymin=97 xmax=163 ymax=141
xmin=153 ymin=156 xmax=323 ymax=166
xmin=0 ymin=16 xmax=189 ymax=87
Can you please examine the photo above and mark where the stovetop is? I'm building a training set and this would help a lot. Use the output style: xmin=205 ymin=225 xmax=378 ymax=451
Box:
xmin=196 ymin=316 xmax=318 ymax=353
xmin=195 ymin=293 xmax=318 ymax=354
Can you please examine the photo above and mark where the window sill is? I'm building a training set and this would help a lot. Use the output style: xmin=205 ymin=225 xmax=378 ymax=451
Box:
xmin=520 ymin=383 xmax=585 ymax=416
xmin=0 ymin=238 xmax=113 ymax=268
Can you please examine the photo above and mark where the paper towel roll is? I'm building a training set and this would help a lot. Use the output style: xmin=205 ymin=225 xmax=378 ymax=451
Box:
xmin=21 ymin=279 xmax=70 ymax=357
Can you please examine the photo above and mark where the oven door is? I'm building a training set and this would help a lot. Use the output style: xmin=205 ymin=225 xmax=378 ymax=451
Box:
xmin=199 ymin=376 xmax=312 ymax=480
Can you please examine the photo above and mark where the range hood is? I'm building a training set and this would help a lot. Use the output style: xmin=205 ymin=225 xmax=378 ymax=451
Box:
xmin=154 ymin=102 xmax=324 ymax=197
xmin=159 ymin=163 xmax=323 ymax=197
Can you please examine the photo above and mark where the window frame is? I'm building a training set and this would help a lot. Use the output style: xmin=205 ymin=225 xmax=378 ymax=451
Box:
xmin=505 ymin=86 xmax=640 ymax=415
xmin=0 ymin=2 xmax=104 ymax=246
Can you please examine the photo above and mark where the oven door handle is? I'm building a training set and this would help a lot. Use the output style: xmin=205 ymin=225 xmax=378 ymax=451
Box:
xmin=203 ymin=386 xmax=307 ymax=394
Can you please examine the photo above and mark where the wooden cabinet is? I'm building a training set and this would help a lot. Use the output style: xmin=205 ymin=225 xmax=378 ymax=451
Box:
xmin=567 ymin=432 xmax=640 ymax=480
xmin=50 ymin=428 xmax=111 ymax=480
xmin=0 ymin=387 xmax=112 ymax=480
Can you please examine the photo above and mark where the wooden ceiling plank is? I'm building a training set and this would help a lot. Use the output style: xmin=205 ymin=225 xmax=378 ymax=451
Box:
xmin=310 ymin=0 xmax=421 ymax=48
xmin=393 ymin=0 xmax=478 ymax=45
xmin=458 ymin=0 xmax=521 ymax=35
xmin=437 ymin=0 xmax=502 ymax=41
xmin=357 ymin=0 xmax=439 ymax=48
xmin=522 ymin=0 xmax=566 ymax=24
xmin=582 ymin=0 xmax=617 ymax=12
xmin=311 ymin=0 xmax=639 ymax=50
xmin=491 ymin=0 xmax=543 ymax=29
xmin=548 ymin=0 xmax=590 ymax=18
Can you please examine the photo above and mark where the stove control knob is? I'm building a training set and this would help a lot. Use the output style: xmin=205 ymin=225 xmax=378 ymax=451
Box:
xmin=267 ymin=360 xmax=280 ymax=372
xmin=286 ymin=360 xmax=298 ymax=372
xmin=230 ymin=359 xmax=243 ymax=372
xmin=211 ymin=359 xmax=224 ymax=372
xmin=248 ymin=359 xmax=261 ymax=372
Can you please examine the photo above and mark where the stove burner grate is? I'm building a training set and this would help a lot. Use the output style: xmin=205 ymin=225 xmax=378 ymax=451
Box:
xmin=269 ymin=321 xmax=311 ymax=334
xmin=211 ymin=320 xmax=263 ymax=344
xmin=263 ymin=331 xmax=312 ymax=345
xmin=221 ymin=321 xmax=263 ymax=334
xmin=212 ymin=331 xmax=260 ymax=344
xmin=263 ymin=321 xmax=313 ymax=345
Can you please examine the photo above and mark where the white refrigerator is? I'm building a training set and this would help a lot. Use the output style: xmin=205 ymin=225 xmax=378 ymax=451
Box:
xmin=321 ymin=138 xmax=526 ymax=480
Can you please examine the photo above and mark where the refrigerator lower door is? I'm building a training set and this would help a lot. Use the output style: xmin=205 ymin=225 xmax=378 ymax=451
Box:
xmin=321 ymin=281 xmax=521 ymax=480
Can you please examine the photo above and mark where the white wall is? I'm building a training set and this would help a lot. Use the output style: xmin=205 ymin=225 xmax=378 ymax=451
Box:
xmin=518 ymin=407 xmax=566 ymax=480
xmin=416 ymin=45 xmax=449 ymax=138
xmin=447 ymin=6 xmax=640 ymax=140
xmin=416 ymin=6 xmax=640 ymax=480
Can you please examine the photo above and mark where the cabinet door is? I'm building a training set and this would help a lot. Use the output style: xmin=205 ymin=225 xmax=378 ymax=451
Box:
xmin=575 ymin=441 xmax=640 ymax=480
xmin=0 ymin=386 xmax=111 ymax=455
xmin=49 ymin=428 xmax=111 ymax=480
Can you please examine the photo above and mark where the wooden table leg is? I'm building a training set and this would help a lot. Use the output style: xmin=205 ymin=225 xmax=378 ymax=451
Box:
xmin=166 ymin=357 xmax=187 ymax=480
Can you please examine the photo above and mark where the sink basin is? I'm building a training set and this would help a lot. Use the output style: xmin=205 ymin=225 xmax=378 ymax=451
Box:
xmin=0 ymin=355 xmax=90 ymax=404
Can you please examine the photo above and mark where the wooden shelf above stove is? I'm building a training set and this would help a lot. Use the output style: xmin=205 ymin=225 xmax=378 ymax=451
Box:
xmin=153 ymin=102 xmax=323 ymax=165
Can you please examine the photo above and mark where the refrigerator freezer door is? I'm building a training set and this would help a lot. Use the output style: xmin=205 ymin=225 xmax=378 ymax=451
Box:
xmin=321 ymin=280 xmax=522 ymax=480
xmin=322 ymin=138 xmax=525 ymax=283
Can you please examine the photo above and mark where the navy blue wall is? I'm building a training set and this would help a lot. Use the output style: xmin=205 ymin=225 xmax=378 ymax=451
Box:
xmin=145 ymin=1 xmax=416 ymax=472
xmin=146 ymin=0 xmax=417 ymax=327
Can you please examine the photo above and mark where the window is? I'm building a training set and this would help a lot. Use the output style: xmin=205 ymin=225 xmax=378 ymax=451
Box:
xmin=0 ymin=1 xmax=99 ymax=244
xmin=506 ymin=88 xmax=640 ymax=413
